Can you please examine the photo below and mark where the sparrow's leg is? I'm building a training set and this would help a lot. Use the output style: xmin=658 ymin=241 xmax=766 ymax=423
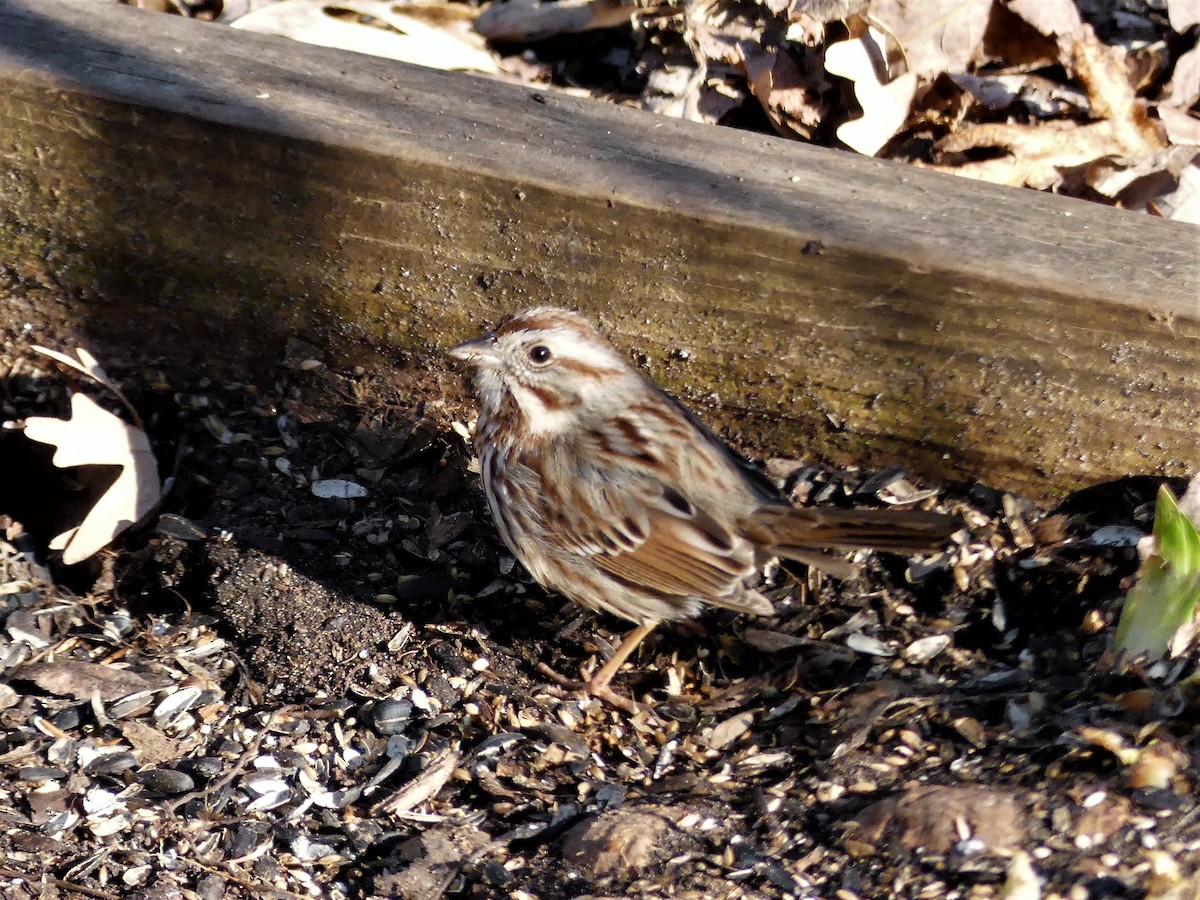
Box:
xmin=537 ymin=621 xmax=657 ymax=713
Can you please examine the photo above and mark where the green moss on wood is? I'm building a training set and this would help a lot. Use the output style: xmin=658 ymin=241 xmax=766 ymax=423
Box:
xmin=0 ymin=77 xmax=1196 ymax=501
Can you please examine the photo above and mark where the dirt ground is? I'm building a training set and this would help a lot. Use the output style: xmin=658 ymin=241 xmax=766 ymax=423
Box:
xmin=1 ymin=276 xmax=1198 ymax=900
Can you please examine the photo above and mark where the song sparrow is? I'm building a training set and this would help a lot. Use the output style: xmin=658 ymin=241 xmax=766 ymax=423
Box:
xmin=451 ymin=307 xmax=957 ymax=710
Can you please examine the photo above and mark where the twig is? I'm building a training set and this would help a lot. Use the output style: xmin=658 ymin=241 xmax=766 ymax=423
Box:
xmin=174 ymin=857 xmax=312 ymax=900
xmin=163 ymin=707 xmax=286 ymax=814
xmin=0 ymin=867 xmax=120 ymax=900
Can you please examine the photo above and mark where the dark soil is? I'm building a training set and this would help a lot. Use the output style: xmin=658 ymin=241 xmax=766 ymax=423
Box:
xmin=1 ymin=278 xmax=1198 ymax=900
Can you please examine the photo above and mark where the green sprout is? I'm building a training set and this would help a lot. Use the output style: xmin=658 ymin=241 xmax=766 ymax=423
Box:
xmin=1114 ymin=485 xmax=1200 ymax=660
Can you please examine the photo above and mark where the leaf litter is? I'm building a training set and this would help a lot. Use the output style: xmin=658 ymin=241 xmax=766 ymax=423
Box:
xmin=231 ymin=0 xmax=499 ymax=73
xmin=3 ymin=288 xmax=1200 ymax=898
xmin=134 ymin=0 xmax=1200 ymax=221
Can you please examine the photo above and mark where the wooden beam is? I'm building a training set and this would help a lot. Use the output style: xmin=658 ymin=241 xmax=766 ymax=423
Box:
xmin=0 ymin=0 xmax=1196 ymax=500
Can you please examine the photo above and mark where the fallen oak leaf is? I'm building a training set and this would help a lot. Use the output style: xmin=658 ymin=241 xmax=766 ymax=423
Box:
xmin=1165 ymin=44 xmax=1200 ymax=105
xmin=825 ymin=27 xmax=917 ymax=155
xmin=935 ymin=119 xmax=1137 ymax=189
xmin=1156 ymin=42 xmax=1200 ymax=139
xmin=1156 ymin=105 xmax=1200 ymax=147
xmin=950 ymin=71 xmax=1087 ymax=116
xmin=1168 ymin=0 xmax=1200 ymax=33
xmin=23 ymin=392 xmax=161 ymax=565
xmin=1065 ymin=25 xmax=1165 ymax=151
xmin=32 ymin=346 xmax=142 ymax=428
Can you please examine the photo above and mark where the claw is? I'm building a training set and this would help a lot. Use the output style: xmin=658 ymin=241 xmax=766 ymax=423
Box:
xmin=535 ymin=662 xmax=641 ymax=713
xmin=533 ymin=621 xmax=657 ymax=713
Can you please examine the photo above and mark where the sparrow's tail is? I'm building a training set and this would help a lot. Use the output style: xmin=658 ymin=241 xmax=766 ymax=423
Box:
xmin=742 ymin=505 xmax=959 ymax=579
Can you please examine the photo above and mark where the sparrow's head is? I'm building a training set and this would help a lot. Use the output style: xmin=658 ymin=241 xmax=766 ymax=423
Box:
xmin=450 ymin=307 xmax=636 ymax=434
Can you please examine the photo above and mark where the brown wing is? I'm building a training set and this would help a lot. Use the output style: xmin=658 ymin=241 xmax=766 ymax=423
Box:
xmin=543 ymin=478 xmax=773 ymax=616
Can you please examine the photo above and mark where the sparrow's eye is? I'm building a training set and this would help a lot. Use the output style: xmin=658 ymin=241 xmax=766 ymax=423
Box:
xmin=528 ymin=345 xmax=553 ymax=365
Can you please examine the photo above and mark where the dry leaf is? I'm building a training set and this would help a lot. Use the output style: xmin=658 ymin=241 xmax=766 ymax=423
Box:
xmin=949 ymin=72 xmax=1021 ymax=110
xmin=1068 ymin=27 xmax=1162 ymax=142
xmin=696 ymin=78 xmax=748 ymax=123
xmin=19 ymin=661 xmax=171 ymax=702
xmin=1160 ymin=43 xmax=1200 ymax=109
xmin=688 ymin=5 xmax=759 ymax=67
xmin=648 ymin=1 xmax=758 ymax=125
xmin=976 ymin=3 xmax=1059 ymax=71
xmin=474 ymin=0 xmax=632 ymax=42
xmin=1148 ymin=161 xmax=1200 ymax=223
xmin=233 ymin=0 xmax=498 ymax=73
xmin=868 ymin=0 xmax=994 ymax=78
xmin=121 ymin=721 xmax=183 ymax=765
xmin=741 ymin=45 xmax=828 ymax=139
xmin=1086 ymin=144 xmax=1199 ymax=205
xmin=934 ymin=25 xmax=1168 ymax=189
xmin=934 ymin=121 xmax=1093 ymax=188
xmin=1180 ymin=477 xmax=1200 ymax=526
xmin=792 ymin=0 xmax=868 ymax=24
xmin=1005 ymin=0 xmax=1081 ymax=38
xmin=645 ymin=66 xmax=746 ymax=125
xmin=24 ymin=393 xmax=162 ymax=565
xmin=785 ymin=1 xmax=867 ymax=43
xmin=825 ymin=27 xmax=917 ymax=154
xmin=950 ymin=72 xmax=1087 ymax=116
xmin=1157 ymin=105 xmax=1200 ymax=146
xmin=1168 ymin=0 xmax=1200 ymax=33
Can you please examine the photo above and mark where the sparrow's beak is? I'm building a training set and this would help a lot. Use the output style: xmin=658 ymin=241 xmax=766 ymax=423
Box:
xmin=449 ymin=331 xmax=501 ymax=368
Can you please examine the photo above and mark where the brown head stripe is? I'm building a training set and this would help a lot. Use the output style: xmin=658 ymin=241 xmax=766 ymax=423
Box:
xmin=496 ymin=309 xmax=594 ymax=336
xmin=556 ymin=357 xmax=626 ymax=378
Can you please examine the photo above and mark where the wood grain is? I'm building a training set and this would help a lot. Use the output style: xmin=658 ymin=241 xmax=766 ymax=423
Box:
xmin=0 ymin=0 xmax=1196 ymax=499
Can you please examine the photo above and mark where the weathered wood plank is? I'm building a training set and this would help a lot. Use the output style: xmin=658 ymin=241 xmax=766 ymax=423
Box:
xmin=0 ymin=0 xmax=1196 ymax=499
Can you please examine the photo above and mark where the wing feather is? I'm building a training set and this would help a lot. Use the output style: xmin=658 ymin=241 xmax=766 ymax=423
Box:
xmin=540 ymin=472 xmax=771 ymax=615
